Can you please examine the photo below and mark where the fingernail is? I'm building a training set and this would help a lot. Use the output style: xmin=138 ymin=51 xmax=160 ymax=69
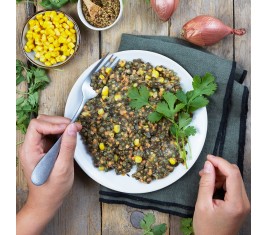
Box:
xmin=204 ymin=161 xmax=213 ymax=173
xmin=67 ymin=123 xmax=77 ymax=136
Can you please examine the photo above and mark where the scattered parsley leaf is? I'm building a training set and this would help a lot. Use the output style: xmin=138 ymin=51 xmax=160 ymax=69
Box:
xmin=16 ymin=60 xmax=50 ymax=134
xmin=140 ymin=213 xmax=167 ymax=235
xmin=151 ymin=223 xmax=167 ymax=235
xmin=128 ymin=85 xmax=150 ymax=109
xmin=180 ymin=218 xmax=194 ymax=235
xmin=40 ymin=0 xmax=75 ymax=9
xmin=176 ymin=89 xmax=187 ymax=104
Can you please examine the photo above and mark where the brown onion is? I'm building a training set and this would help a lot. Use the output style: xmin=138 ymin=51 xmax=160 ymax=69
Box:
xmin=181 ymin=15 xmax=246 ymax=46
xmin=150 ymin=0 xmax=179 ymax=22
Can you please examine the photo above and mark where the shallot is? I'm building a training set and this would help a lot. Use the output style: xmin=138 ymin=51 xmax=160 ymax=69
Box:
xmin=181 ymin=15 xmax=246 ymax=46
xmin=150 ymin=0 xmax=179 ymax=22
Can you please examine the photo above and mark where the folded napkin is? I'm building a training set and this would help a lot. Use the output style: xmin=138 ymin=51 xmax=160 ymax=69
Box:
xmin=99 ymin=34 xmax=249 ymax=217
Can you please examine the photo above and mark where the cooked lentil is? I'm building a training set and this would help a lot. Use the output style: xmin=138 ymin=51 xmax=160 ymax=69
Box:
xmin=82 ymin=0 xmax=120 ymax=28
xmin=78 ymin=59 xmax=185 ymax=184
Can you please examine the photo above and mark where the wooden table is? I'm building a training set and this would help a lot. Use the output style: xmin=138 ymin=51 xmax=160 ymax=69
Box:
xmin=16 ymin=0 xmax=251 ymax=234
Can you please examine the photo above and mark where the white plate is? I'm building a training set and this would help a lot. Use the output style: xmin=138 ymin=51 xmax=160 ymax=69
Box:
xmin=65 ymin=50 xmax=207 ymax=194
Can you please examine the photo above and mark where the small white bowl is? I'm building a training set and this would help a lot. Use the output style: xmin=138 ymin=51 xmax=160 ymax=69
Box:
xmin=77 ymin=0 xmax=123 ymax=31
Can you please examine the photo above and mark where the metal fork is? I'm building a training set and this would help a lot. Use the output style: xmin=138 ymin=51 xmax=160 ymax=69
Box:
xmin=31 ymin=53 xmax=120 ymax=186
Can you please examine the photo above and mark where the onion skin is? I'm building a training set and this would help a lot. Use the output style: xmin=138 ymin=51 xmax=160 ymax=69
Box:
xmin=182 ymin=15 xmax=246 ymax=46
xmin=150 ymin=0 xmax=179 ymax=22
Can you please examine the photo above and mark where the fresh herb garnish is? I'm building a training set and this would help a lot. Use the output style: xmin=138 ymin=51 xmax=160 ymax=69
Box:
xmin=16 ymin=60 xmax=50 ymax=134
xmin=40 ymin=0 xmax=77 ymax=9
xmin=180 ymin=218 xmax=194 ymax=235
xmin=127 ymin=72 xmax=217 ymax=168
xmin=140 ymin=213 xmax=167 ymax=235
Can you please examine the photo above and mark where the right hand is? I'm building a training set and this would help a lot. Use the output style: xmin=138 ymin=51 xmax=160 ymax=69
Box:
xmin=193 ymin=155 xmax=250 ymax=235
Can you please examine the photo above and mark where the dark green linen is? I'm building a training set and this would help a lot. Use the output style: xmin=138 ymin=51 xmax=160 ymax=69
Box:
xmin=99 ymin=34 xmax=249 ymax=217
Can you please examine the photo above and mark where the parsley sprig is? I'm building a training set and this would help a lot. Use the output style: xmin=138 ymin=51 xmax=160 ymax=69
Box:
xmin=180 ymin=218 xmax=194 ymax=235
xmin=140 ymin=213 xmax=167 ymax=235
xmin=127 ymin=73 xmax=217 ymax=168
xmin=16 ymin=60 xmax=50 ymax=134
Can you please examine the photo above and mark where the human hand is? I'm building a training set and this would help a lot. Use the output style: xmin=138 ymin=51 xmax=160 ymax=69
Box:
xmin=17 ymin=115 xmax=82 ymax=235
xmin=193 ymin=154 xmax=250 ymax=235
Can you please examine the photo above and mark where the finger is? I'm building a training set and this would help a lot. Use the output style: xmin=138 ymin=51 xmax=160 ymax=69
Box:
xmin=24 ymin=119 xmax=69 ymax=147
xmin=207 ymin=155 xmax=243 ymax=204
xmin=196 ymin=161 xmax=216 ymax=206
xmin=55 ymin=123 xmax=82 ymax=166
xmin=37 ymin=114 xmax=71 ymax=124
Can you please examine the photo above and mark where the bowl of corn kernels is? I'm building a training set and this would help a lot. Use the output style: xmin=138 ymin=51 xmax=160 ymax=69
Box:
xmin=21 ymin=10 xmax=81 ymax=68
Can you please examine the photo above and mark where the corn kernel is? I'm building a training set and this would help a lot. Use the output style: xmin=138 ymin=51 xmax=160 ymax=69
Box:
xmin=36 ymin=14 xmax=43 ymax=20
xmin=60 ymin=55 xmax=67 ymax=62
xmin=113 ymin=125 xmax=120 ymax=133
xmin=44 ymin=53 xmax=51 ymax=60
xmin=99 ymin=143 xmax=105 ymax=150
xmin=98 ymin=108 xmax=104 ymax=115
xmin=102 ymin=95 xmax=108 ymax=100
xmin=70 ymin=28 xmax=76 ymax=34
xmin=56 ymin=56 xmax=61 ymax=62
xmin=81 ymin=111 xmax=90 ymax=117
xmin=134 ymin=139 xmax=140 ymax=147
xmin=158 ymin=77 xmax=165 ymax=83
xmin=67 ymin=20 xmax=74 ymax=28
xmin=134 ymin=156 xmax=142 ymax=163
xmin=69 ymin=49 xmax=75 ymax=55
xmin=119 ymin=60 xmax=126 ymax=67
xmin=58 ymin=12 xmax=64 ymax=18
xmin=169 ymin=158 xmax=177 ymax=165
xmin=35 ymin=52 xmax=41 ymax=58
xmin=102 ymin=86 xmax=109 ymax=96
xmin=44 ymin=61 xmax=51 ymax=66
xmin=152 ymin=69 xmax=159 ymax=78
xmin=114 ymin=94 xmax=122 ymax=101
xmin=137 ymin=69 xmax=144 ymax=75
xmin=114 ymin=155 xmax=119 ymax=162
xmin=24 ymin=45 xmax=31 ymax=53
xmin=50 ymin=58 xmax=56 ymax=65
xmin=105 ymin=67 xmax=112 ymax=75
xmin=40 ymin=56 xmax=46 ymax=62
xmin=145 ymin=75 xmax=151 ymax=80
xmin=98 ymin=166 xmax=105 ymax=171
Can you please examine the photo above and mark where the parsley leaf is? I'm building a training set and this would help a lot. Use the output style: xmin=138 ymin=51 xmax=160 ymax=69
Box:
xmin=128 ymin=85 xmax=150 ymax=109
xmin=156 ymin=92 xmax=185 ymax=119
xmin=140 ymin=213 xmax=167 ymax=235
xmin=148 ymin=111 xmax=163 ymax=123
xmin=180 ymin=218 xmax=194 ymax=235
xmin=16 ymin=60 xmax=50 ymax=134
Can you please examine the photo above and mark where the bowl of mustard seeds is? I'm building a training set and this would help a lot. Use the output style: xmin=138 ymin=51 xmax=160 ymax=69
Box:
xmin=77 ymin=0 xmax=123 ymax=31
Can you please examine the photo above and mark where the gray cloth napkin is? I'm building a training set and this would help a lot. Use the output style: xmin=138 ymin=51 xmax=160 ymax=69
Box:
xmin=99 ymin=34 xmax=249 ymax=217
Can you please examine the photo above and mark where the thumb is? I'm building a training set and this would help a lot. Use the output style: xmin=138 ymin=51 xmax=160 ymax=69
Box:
xmin=57 ymin=123 xmax=82 ymax=164
xmin=196 ymin=161 xmax=216 ymax=206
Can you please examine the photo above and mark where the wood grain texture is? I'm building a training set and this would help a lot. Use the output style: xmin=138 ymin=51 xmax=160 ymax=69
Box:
xmin=16 ymin=1 xmax=32 ymax=212
xmin=170 ymin=0 xmax=234 ymax=60
xmin=234 ymin=1 xmax=251 ymax=234
xmin=101 ymin=1 xmax=170 ymax=234
xmin=102 ymin=204 xmax=170 ymax=235
xmin=169 ymin=215 xmax=183 ymax=235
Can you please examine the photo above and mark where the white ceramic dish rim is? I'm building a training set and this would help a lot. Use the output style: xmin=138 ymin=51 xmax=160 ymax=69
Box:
xmin=77 ymin=0 xmax=123 ymax=31
xmin=64 ymin=50 xmax=208 ymax=194
xmin=21 ymin=10 xmax=81 ymax=69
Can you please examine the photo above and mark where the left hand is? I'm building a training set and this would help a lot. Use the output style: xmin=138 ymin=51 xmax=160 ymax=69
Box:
xmin=17 ymin=115 xmax=82 ymax=235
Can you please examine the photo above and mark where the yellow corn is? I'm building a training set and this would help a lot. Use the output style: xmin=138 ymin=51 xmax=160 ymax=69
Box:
xmin=145 ymin=75 xmax=151 ymax=80
xmin=169 ymin=158 xmax=177 ymax=165
xmin=114 ymin=94 xmax=122 ymax=101
xmin=158 ymin=77 xmax=165 ymax=83
xmin=152 ymin=69 xmax=159 ymax=78
xmin=134 ymin=156 xmax=142 ymax=163
xmin=102 ymin=86 xmax=109 ymax=96
xmin=119 ymin=60 xmax=126 ymax=67
xmin=98 ymin=108 xmax=104 ymax=115
xmin=98 ymin=166 xmax=105 ymax=171
xmin=81 ymin=111 xmax=90 ymax=117
xmin=105 ymin=67 xmax=112 ymax=75
xmin=113 ymin=125 xmax=120 ymax=133
xmin=134 ymin=139 xmax=140 ymax=147
xmin=99 ymin=143 xmax=105 ymax=150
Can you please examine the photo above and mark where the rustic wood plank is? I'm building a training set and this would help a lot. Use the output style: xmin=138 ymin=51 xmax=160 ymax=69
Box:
xmin=102 ymin=204 xmax=170 ymax=235
xmin=169 ymin=215 xmax=183 ymax=235
xmin=33 ymin=1 xmax=101 ymax=234
xmin=169 ymin=0 xmax=234 ymax=233
xmin=16 ymin=1 xmax=34 ymax=212
xmin=101 ymin=1 xmax=170 ymax=234
xmin=234 ymin=1 xmax=251 ymax=235
xmin=169 ymin=0 xmax=234 ymax=60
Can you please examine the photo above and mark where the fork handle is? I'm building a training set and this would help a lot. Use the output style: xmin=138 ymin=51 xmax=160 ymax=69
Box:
xmin=31 ymin=97 xmax=87 ymax=186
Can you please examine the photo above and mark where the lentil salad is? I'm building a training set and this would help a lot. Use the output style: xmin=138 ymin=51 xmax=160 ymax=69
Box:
xmin=78 ymin=59 xmax=185 ymax=183
xmin=82 ymin=0 xmax=120 ymax=28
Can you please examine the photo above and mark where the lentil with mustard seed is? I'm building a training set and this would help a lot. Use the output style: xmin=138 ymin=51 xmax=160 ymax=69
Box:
xmin=82 ymin=0 xmax=120 ymax=28
xmin=79 ymin=59 xmax=185 ymax=184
